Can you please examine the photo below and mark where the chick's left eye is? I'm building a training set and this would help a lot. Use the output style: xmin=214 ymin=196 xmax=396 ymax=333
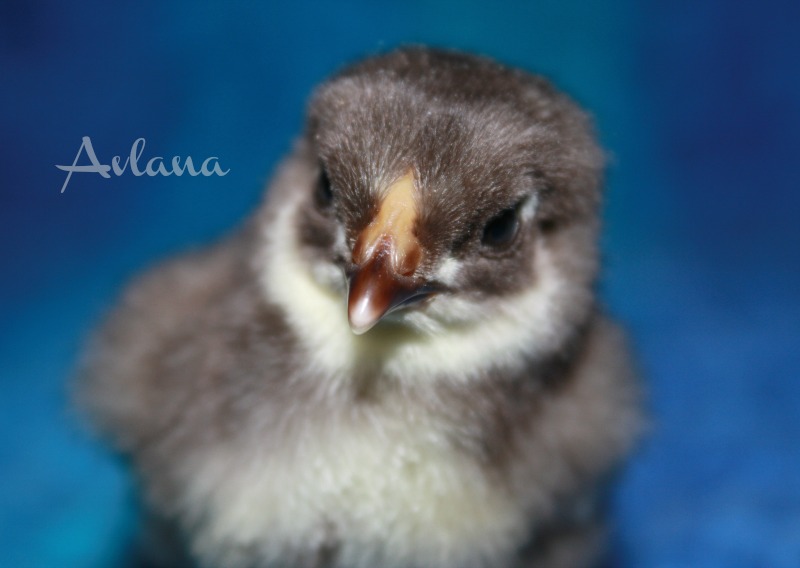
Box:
xmin=315 ymin=168 xmax=333 ymax=208
xmin=482 ymin=207 xmax=519 ymax=248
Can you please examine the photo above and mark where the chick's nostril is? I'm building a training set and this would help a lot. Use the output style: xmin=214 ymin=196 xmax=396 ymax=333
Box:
xmin=393 ymin=241 xmax=422 ymax=277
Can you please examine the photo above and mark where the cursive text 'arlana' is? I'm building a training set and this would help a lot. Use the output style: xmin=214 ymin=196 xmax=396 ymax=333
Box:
xmin=56 ymin=136 xmax=230 ymax=193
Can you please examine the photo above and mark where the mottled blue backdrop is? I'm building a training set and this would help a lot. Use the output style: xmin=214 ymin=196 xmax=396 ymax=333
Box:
xmin=2 ymin=1 xmax=799 ymax=566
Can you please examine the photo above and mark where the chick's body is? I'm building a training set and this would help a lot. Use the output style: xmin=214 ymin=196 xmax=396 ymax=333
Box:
xmin=79 ymin=48 xmax=642 ymax=568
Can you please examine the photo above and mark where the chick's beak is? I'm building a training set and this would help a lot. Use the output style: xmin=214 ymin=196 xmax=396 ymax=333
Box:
xmin=347 ymin=238 xmax=436 ymax=334
xmin=346 ymin=169 xmax=436 ymax=335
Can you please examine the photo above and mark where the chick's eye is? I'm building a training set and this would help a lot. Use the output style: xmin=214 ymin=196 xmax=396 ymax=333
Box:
xmin=315 ymin=168 xmax=333 ymax=208
xmin=482 ymin=207 xmax=520 ymax=248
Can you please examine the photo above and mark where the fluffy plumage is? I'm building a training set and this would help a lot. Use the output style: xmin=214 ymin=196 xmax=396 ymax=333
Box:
xmin=78 ymin=47 xmax=642 ymax=568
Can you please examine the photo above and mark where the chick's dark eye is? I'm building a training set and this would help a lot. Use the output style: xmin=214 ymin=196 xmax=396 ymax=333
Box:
xmin=482 ymin=207 xmax=520 ymax=248
xmin=315 ymin=168 xmax=333 ymax=208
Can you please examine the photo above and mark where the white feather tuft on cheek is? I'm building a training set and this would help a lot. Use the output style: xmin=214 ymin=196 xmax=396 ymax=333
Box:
xmin=434 ymin=257 xmax=462 ymax=286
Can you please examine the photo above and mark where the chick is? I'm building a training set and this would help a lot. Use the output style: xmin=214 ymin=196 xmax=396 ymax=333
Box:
xmin=78 ymin=47 xmax=642 ymax=568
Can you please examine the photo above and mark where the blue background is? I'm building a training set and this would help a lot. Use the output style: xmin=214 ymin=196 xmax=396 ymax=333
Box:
xmin=2 ymin=1 xmax=799 ymax=566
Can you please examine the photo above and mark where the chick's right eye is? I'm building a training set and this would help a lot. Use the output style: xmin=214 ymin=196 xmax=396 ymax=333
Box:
xmin=315 ymin=168 xmax=333 ymax=208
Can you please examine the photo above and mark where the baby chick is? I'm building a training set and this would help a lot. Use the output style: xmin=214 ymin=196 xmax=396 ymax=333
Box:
xmin=79 ymin=47 xmax=642 ymax=568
